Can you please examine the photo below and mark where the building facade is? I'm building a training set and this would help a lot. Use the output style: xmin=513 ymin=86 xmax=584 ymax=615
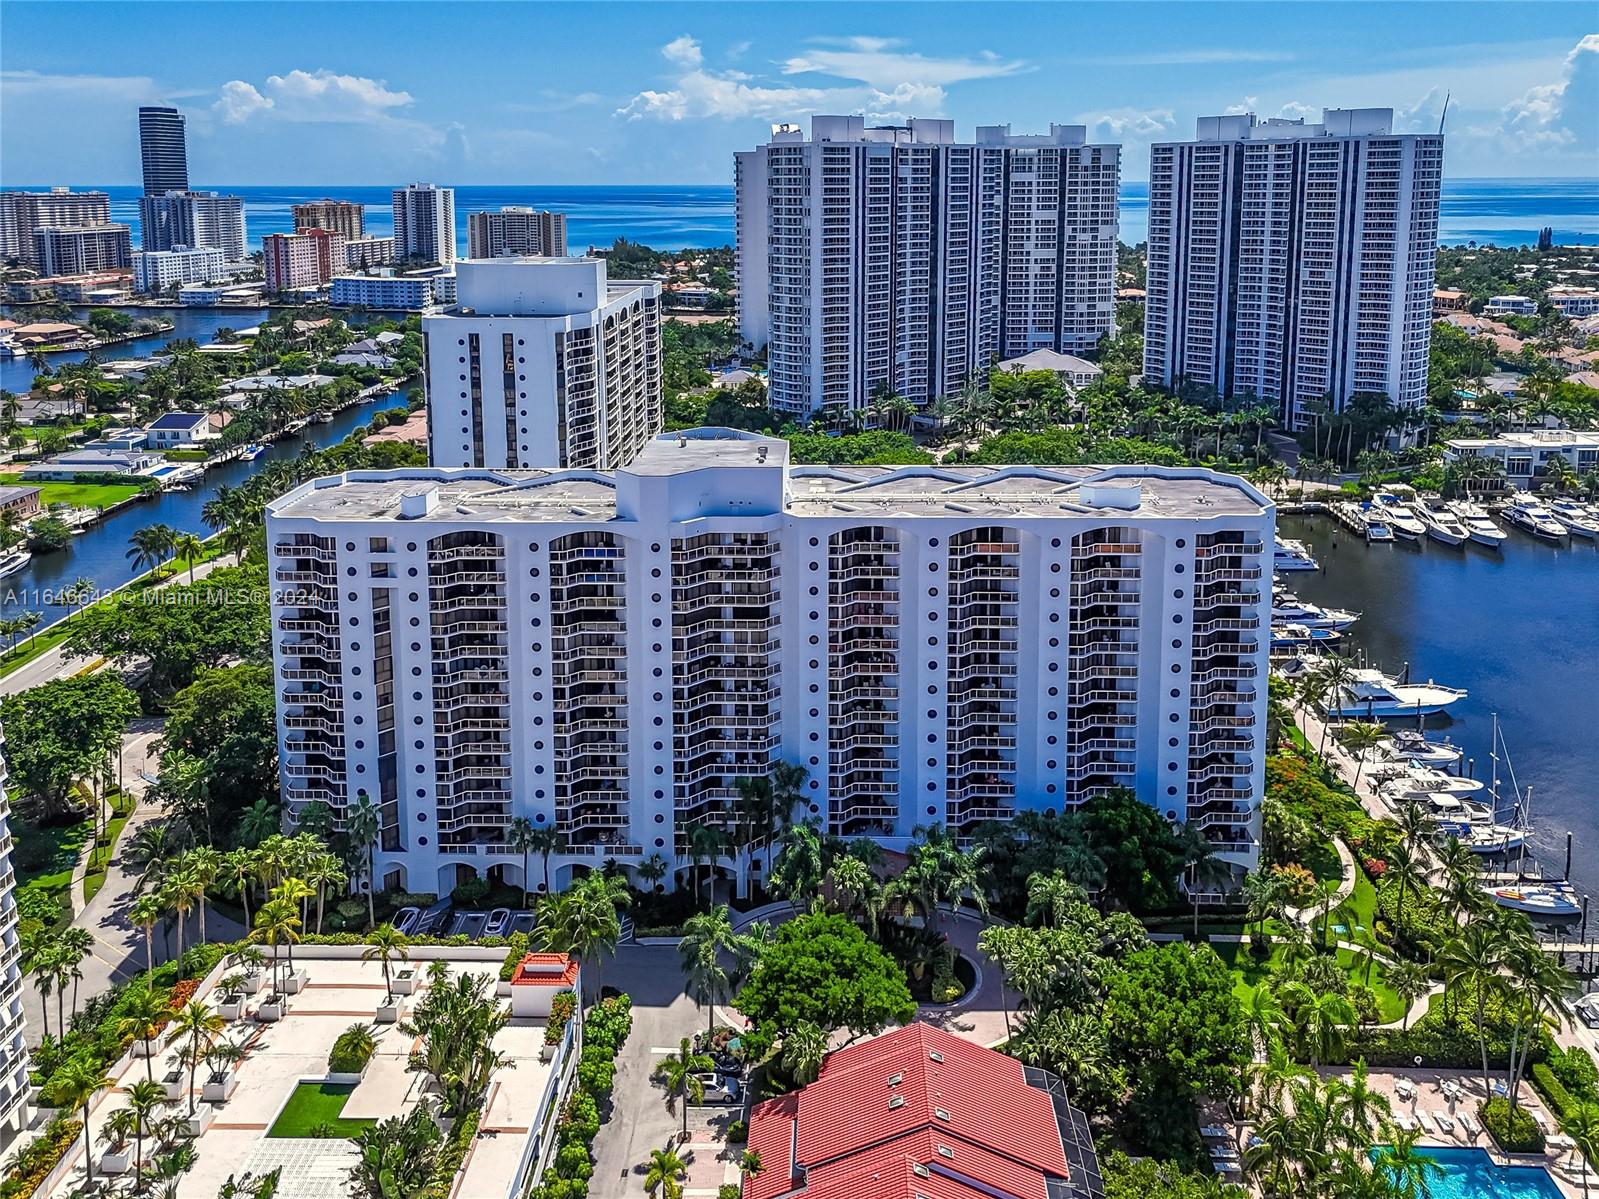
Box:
xmin=466 ymin=208 xmax=568 ymax=259
xmin=138 ymin=106 xmax=189 ymax=195
xmin=0 ymin=724 xmax=27 ymax=1142
xmin=344 ymin=236 xmax=397 ymax=270
xmin=32 ymin=225 xmax=133 ymax=275
xmin=393 ymin=184 xmax=456 ymax=264
xmin=133 ymin=244 xmax=228 ymax=292
xmin=264 ymin=229 xmax=346 ymax=292
xmin=1443 ymin=430 xmax=1599 ymax=488
xmin=293 ymin=199 xmax=366 ymax=240
xmin=331 ymin=272 xmax=440 ymax=310
xmin=735 ymin=115 xmax=1120 ymax=416
xmin=140 ymin=191 xmax=247 ymax=260
xmin=266 ymin=429 xmax=1272 ymax=898
xmin=0 ymin=189 xmax=113 ymax=267
xmin=422 ymin=257 xmax=662 ymax=470
xmin=1144 ymin=108 xmax=1443 ymax=429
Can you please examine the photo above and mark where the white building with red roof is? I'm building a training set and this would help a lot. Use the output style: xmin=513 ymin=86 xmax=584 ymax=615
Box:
xmin=745 ymin=1022 xmax=1104 ymax=1199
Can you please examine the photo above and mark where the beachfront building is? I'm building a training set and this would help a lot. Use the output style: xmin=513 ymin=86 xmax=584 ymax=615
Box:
xmin=736 ymin=115 xmax=1120 ymax=417
xmin=0 ymin=189 xmax=113 ymax=268
xmin=293 ymin=199 xmax=365 ymax=240
xmin=344 ymin=236 xmax=397 ymax=270
xmin=133 ymin=244 xmax=230 ymax=293
xmin=138 ymin=105 xmax=189 ymax=195
xmin=422 ymin=256 xmax=662 ymax=469
xmin=139 ymin=191 xmax=247 ymax=260
xmin=0 ymin=725 xmax=28 ymax=1143
xmin=265 ymin=427 xmax=1272 ymax=898
xmin=31 ymin=224 xmax=133 ymax=275
xmin=330 ymin=271 xmax=448 ymax=311
xmin=467 ymin=207 xmax=568 ymax=259
xmin=393 ymin=184 xmax=456 ymax=264
xmin=263 ymin=229 xmax=346 ymax=292
xmin=1144 ymin=108 xmax=1443 ymax=430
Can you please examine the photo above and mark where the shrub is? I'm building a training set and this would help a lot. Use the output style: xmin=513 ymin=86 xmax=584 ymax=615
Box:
xmin=1551 ymin=1042 xmax=1599 ymax=1099
xmin=0 ymin=1116 xmax=81 ymax=1199
xmin=719 ymin=1187 xmax=742 ymax=1199
xmin=585 ymin=995 xmax=633 ymax=1055
xmin=500 ymin=932 xmax=531 ymax=981
xmin=451 ymin=877 xmax=490 ymax=907
xmin=727 ymin=1119 xmax=748 ymax=1143
xmin=420 ymin=1111 xmax=479 ymax=1199
xmin=1532 ymin=1063 xmax=1577 ymax=1121
xmin=1269 ymin=863 xmax=1318 ymax=906
xmin=330 ymin=1024 xmax=377 ymax=1074
xmin=1480 ymin=1097 xmax=1543 ymax=1153
xmin=544 ymin=990 xmax=577 ymax=1044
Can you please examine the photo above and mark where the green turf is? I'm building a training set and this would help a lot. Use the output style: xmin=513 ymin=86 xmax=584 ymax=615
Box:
xmin=0 ymin=472 xmax=141 ymax=510
xmin=1217 ymin=937 xmax=1407 ymax=1024
xmin=13 ymin=808 xmax=94 ymax=933
xmin=266 ymin=1082 xmax=377 ymax=1138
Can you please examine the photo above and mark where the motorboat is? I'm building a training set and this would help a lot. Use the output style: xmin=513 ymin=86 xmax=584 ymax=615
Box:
xmin=1327 ymin=668 xmax=1467 ymax=718
xmin=239 ymin=443 xmax=267 ymax=461
xmin=1547 ymin=498 xmax=1599 ymax=539
xmin=309 ymin=410 xmax=334 ymax=424
xmin=1379 ymin=762 xmax=1486 ymax=802
xmin=1273 ymin=537 xmax=1319 ymax=572
xmin=1271 ymin=595 xmax=1359 ymax=630
xmin=1447 ymin=501 xmax=1508 ymax=548
xmin=1384 ymin=729 xmax=1464 ymax=768
xmin=1373 ymin=493 xmax=1426 ymax=540
xmin=1503 ymin=501 xmax=1568 ymax=541
xmin=1272 ymin=623 xmax=1342 ymax=651
xmin=1415 ymin=503 xmax=1470 ymax=547
xmin=1482 ymin=882 xmax=1581 ymax=918
xmin=1462 ymin=825 xmax=1530 ymax=854
xmin=1365 ymin=520 xmax=1395 ymax=543
xmin=0 ymin=547 xmax=31 ymax=580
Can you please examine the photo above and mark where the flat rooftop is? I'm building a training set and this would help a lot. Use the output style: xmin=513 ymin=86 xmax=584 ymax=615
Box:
xmin=1446 ymin=431 xmax=1599 ymax=450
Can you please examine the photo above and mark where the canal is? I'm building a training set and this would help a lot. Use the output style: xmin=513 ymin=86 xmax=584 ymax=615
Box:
xmin=1278 ymin=513 xmax=1599 ymax=892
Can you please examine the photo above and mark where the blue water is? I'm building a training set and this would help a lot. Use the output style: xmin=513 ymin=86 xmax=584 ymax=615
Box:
xmin=11 ymin=179 xmax=1593 ymax=253
xmin=1374 ymin=1146 xmax=1565 ymax=1198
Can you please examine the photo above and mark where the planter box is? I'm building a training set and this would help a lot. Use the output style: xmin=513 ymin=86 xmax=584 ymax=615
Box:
xmin=217 ymin=995 xmax=245 ymax=1022
xmin=183 ymin=1104 xmax=216 ymax=1137
xmin=539 ymin=1042 xmax=556 ymax=1063
xmin=282 ymin=970 xmax=309 ymax=994
xmin=100 ymin=1149 xmax=132 ymax=1175
xmin=131 ymin=1037 xmax=160 ymax=1059
xmin=375 ymin=998 xmax=405 ymax=1024
xmin=393 ymin=971 xmax=418 ymax=996
xmin=495 ymin=980 xmax=512 ymax=998
xmin=241 ymin=969 xmax=267 ymax=994
xmin=161 ymin=1071 xmax=185 ymax=1102
xmin=257 ymin=996 xmax=286 ymax=1023
xmin=202 ymin=1072 xmax=238 ymax=1103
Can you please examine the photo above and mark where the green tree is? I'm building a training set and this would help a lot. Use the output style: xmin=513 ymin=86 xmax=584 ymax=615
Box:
xmin=363 ymin=924 xmax=411 ymax=1000
xmin=168 ymin=998 xmax=224 ymax=1116
xmin=653 ymin=1038 xmax=715 ymax=1140
xmin=349 ymin=1108 xmax=442 ymax=1199
xmin=534 ymin=871 xmax=629 ymax=1000
xmin=679 ymin=905 xmax=760 ymax=1036
xmin=346 ymin=790 xmax=381 ymax=930
xmin=644 ymin=1144 xmax=689 ymax=1199
xmin=0 ymin=673 xmax=139 ymax=819
xmin=45 ymin=1057 xmax=116 ymax=1188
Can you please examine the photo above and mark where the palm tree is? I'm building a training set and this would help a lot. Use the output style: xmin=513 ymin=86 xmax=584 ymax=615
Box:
xmin=1384 ymin=840 xmax=1428 ymax=942
xmin=1024 ymin=871 xmax=1082 ymax=928
xmin=1326 ymin=1057 xmax=1391 ymax=1143
xmin=1337 ymin=721 xmax=1389 ymax=790
xmin=653 ymin=1037 xmax=715 ymax=1140
xmin=250 ymin=898 xmax=302 ymax=995
xmin=238 ymin=798 xmax=280 ymax=849
xmin=168 ymin=999 xmax=223 ymax=1115
xmin=162 ymin=866 xmax=203 ymax=965
xmin=686 ymin=822 xmax=729 ymax=909
xmin=1298 ymin=989 xmax=1358 ymax=1069
xmin=1385 ymin=958 xmax=1431 ymax=1031
xmin=305 ymin=852 xmax=346 ymax=934
xmin=131 ymin=893 xmax=163 ymax=975
xmin=508 ymin=816 xmax=538 ymax=906
xmin=1371 ymin=1127 xmax=1445 ymax=1199
xmin=781 ymin=1021 xmax=829 ymax=1085
xmin=171 ymin=530 xmax=205 ymax=583
xmin=363 ymin=924 xmax=411 ymax=1001
xmin=534 ymin=872 xmax=629 ymax=1000
xmin=59 ymin=925 xmax=93 ymax=1019
xmin=1439 ymin=921 xmax=1505 ymax=1106
xmin=347 ymin=791 xmax=381 ymax=930
xmin=643 ymin=1144 xmax=689 ymax=1199
xmin=1560 ymin=1102 xmax=1599 ymax=1198
xmin=637 ymin=853 xmax=669 ymax=894
xmin=125 ymin=1077 xmax=169 ymax=1194
xmin=678 ymin=905 xmax=759 ymax=1037
xmin=118 ymin=980 xmax=172 ymax=1082
xmin=45 ymin=1057 xmax=114 ymax=1188
xmin=221 ymin=848 xmax=257 ymax=929
xmin=185 ymin=846 xmax=222 ymax=944
xmin=126 ymin=524 xmax=176 ymax=579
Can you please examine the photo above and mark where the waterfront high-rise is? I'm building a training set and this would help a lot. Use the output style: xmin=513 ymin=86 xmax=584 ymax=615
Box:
xmin=293 ymin=199 xmax=366 ymax=241
xmin=1143 ymin=108 xmax=1443 ymax=429
xmin=32 ymin=224 xmax=133 ymax=275
xmin=422 ymin=256 xmax=661 ymax=469
xmin=0 ymin=724 xmax=30 ymax=1142
xmin=393 ymin=184 xmax=456 ymax=264
xmin=264 ymin=229 xmax=345 ymax=292
xmin=466 ymin=207 xmax=568 ymax=259
xmin=266 ymin=429 xmax=1271 ymax=896
xmin=736 ymin=115 xmax=1120 ymax=417
xmin=0 ymin=189 xmax=112 ymax=268
xmin=138 ymin=106 xmax=189 ymax=195
xmin=139 ymin=191 xmax=247 ymax=260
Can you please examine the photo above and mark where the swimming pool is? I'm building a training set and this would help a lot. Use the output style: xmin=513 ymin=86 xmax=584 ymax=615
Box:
xmin=1375 ymin=1146 xmax=1565 ymax=1198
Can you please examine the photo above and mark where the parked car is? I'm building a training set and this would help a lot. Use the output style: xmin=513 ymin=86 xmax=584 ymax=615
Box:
xmin=393 ymin=907 xmax=420 ymax=935
xmin=484 ymin=908 xmax=512 ymax=939
xmin=692 ymin=1072 xmax=741 ymax=1104
xmin=1577 ymin=993 xmax=1599 ymax=1029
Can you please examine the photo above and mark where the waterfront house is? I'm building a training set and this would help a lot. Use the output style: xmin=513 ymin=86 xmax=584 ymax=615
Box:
xmin=83 ymin=428 xmax=151 ymax=452
xmin=10 ymin=322 xmax=82 ymax=348
xmin=996 ymin=347 xmax=1106 ymax=391
xmin=143 ymin=411 xmax=216 ymax=449
xmin=1444 ymin=430 xmax=1599 ymax=489
xmin=0 ymin=487 xmax=43 ymax=521
xmin=21 ymin=448 xmax=161 ymax=480
xmin=227 ymin=373 xmax=335 ymax=393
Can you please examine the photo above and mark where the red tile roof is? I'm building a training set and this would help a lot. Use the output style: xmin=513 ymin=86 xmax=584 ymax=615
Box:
xmin=746 ymin=1023 xmax=1081 ymax=1199
xmin=508 ymin=952 xmax=579 ymax=987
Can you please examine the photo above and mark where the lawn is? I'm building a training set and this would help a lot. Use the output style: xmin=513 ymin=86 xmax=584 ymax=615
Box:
xmin=267 ymin=1082 xmax=377 ymax=1138
xmin=82 ymin=790 xmax=136 ymax=906
xmin=1217 ymin=937 xmax=1407 ymax=1024
xmin=0 ymin=472 xmax=142 ymax=510
xmin=12 ymin=803 xmax=93 ymax=933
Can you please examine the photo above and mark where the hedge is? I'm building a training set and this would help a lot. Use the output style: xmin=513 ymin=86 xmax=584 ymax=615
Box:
xmin=0 ymin=1117 xmax=80 ymax=1199
xmin=527 ymin=995 xmax=634 ymax=1199
xmin=1480 ymin=1097 xmax=1544 ymax=1153
xmin=329 ymin=1025 xmax=376 ymax=1075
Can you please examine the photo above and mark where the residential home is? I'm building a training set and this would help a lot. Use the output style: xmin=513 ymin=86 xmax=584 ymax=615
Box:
xmin=0 ymin=487 xmax=43 ymax=521
xmin=21 ymin=448 xmax=161 ymax=479
xmin=996 ymin=348 xmax=1105 ymax=391
xmin=143 ymin=410 xmax=215 ymax=448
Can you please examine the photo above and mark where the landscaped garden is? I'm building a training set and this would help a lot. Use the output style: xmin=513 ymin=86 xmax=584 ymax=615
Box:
xmin=267 ymin=1082 xmax=376 ymax=1138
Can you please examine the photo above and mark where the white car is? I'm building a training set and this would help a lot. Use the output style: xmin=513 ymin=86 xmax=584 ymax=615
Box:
xmin=693 ymin=1073 xmax=741 ymax=1104
xmin=1576 ymin=994 xmax=1599 ymax=1030
xmin=393 ymin=907 xmax=421 ymax=935
xmin=484 ymin=908 xmax=512 ymax=939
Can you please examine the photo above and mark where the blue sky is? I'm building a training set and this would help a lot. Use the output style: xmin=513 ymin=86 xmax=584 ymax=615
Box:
xmin=3 ymin=2 xmax=1595 ymax=186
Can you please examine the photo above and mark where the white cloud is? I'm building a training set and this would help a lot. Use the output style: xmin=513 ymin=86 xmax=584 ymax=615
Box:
xmin=212 ymin=68 xmax=415 ymax=125
xmin=1080 ymin=107 xmax=1177 ymax=140
xmin=1096 ymin=49 xmax=1296 ymax=66
xmin=662 ymin=35 xmax=703 ymax=68
xmin=782 ymin=36 xmax=1028 ymax=88
xmin=1500 ymin=33 xmax=1599 ymax=148
xmin=1223 ymin=96 xmax=1260 ymax=116
xmin=1275 ymin=101 xmax=1320 ymax=122
xmin=1 ymin=69 xmax=165 ymax=101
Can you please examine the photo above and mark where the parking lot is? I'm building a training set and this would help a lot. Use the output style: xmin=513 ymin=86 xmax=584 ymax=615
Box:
xmin=390 ymin=904 xmax=538 ymax=940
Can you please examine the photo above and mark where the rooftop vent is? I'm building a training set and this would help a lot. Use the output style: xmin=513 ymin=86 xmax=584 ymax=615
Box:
xmin=1080 ymin=481 xmax=1142 ymax=510
xmin=934 ymin=1107 xmax=951 ymax=1122
xmin=398 ymin=485 xmax=438 ymax=519
xmin=889 ymin=1095 xmax=906 ymax=1110
xmin=937 ymin=1145 xmax=955 ymax=1159
xmin=887 ymin=1072 xmax=903 ymax=1087
xmin=928 ymin=1051 xmax=944 ymax=1063
xmin=757 ymin=445 xmax=768 ymax=463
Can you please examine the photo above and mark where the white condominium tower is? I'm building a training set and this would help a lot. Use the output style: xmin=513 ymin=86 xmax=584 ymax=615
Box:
xmin=267 ymin=428 xmax=1271 ymax=899
xmin=736 ymin=115 xmax=1120 ymax=417
xmin=1144 ymin=108 xmax=1443 ymax=429
xmin=423 ymin=257 xmax=662 ymax=470
xmin=0 ymin=724 xmax=28 ymax=1141
xmin=467 ymin=207 xmax=568 ymax=259
xmin=393 ymin=184 xmax=457 ymax=264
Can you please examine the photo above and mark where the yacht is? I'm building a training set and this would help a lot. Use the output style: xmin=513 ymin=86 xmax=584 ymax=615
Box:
xmin=1482 ymin=882 xmax=1581 ymax=919
xmin=1373 ymin=493 xmax=1426 ymax=540
xmin=1384 ymin=729 xmax=1464 ymax=768
xmin=239 ymin=443 xmax=267 ymax=461
xmin=1273 ymin=538 xmax=1319 ymax=572
xmin=1462 ymin=824 xmax=1530 ymax=855
xmin=1447 ymin=501 xmax=1508 ymax=548
xmin=0 ymin=547 xmax=31 ymax=580
xmin=1271 ymin=623 xmax=1342 ymax=651
xmin=1271 ymin=594 xmax=1359 ymax=630
xmin=1547 ymin=498 xmax=1599 ymax=539
xmin=1365 ymin=520 xmax=1395 ymax=543
xmin=1415 ymin=503 xmax=1470 ymax=547
xmin=309 ymin=410 xmax=334 ymax=425
xmin=1380 ymin=762 xmax=1486 ymax=803
xmin=1503 ymin=501 xmax=1568 ymax=541
xmin=1327 ymin=668 xmax=1467 ymax=718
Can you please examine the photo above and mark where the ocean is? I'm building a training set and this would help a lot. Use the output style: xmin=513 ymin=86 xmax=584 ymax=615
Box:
xmin=27 ymin=178 xmax=1597 ymax=253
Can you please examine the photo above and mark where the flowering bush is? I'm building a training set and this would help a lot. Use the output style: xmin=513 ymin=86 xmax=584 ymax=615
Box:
xmin=1364 ymin=857 xmax=1387 ymax=878
xmin=1269 ymin=862 xmax=1319 ymax=906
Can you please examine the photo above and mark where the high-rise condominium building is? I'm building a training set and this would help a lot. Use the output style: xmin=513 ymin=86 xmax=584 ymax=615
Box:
xmin=32 ymin=225 xmax=133 ymax=275
xmin=138 ymin=106 xmax=189 ymax=195
xmin=1144 ymin=108 xmax=1443 ymax=429
xmin=736 ymin=115 xmax=1120 ymax=417
xmin=466 ymin=207 xmax=569 ymax=259
xmin=264 ymin=229 xmax=346 ymax=292
xmin=139 ymin=191 xmax=247 ymax=260
xmin=423 ymin=257 xmax=662 ymax=469
xmin=0 ymin=724 xmax=30 ymax=1141
xmin=293 ymin=199 xmax=366 ymax=240
xmin=134 ymin=244 xmax=229 ymax=293
xmin=344 ymin=236 xmax=397 ymax=270
xmin=267 ymin=428 xmax=1271 ymax=897
xmin=393 ymin=184 xmax=456 ymax=263
xmin=0 ymin=189 xmax=112 ymax=268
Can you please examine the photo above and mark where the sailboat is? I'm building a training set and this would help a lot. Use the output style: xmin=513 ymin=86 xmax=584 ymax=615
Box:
xmin=1434 ymin=715 xmax=1534 ymax=856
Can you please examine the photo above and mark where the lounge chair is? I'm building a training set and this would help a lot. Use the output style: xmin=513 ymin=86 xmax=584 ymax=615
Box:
xmin=1200 ymin=1126 xmax=1230 ymax=1139
xmin=1458 ymin=1111 xmax=1479 ymax=1137
xmin=1432 ymin=1111 xmax=1455 ymax=1134
xmin=1394 ymin=1079 xmax=1416 ymax=1099
xmin=1534 ymin=1111 xmax=1552 ymax=1133
xmin=1395 ymin=1112 xmax=1417 ymax=1131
